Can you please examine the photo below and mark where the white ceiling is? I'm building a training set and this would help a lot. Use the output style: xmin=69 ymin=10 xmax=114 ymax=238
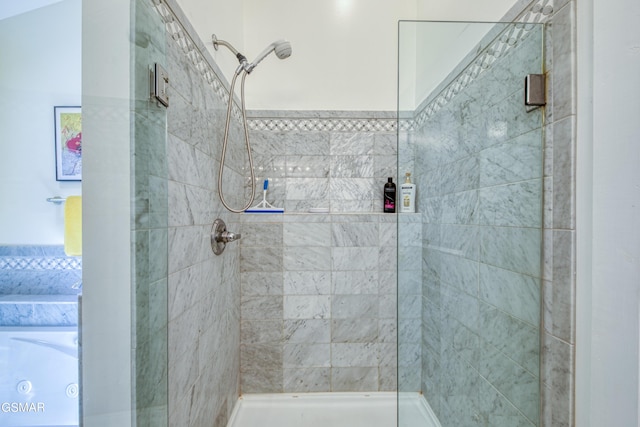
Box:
xmin=0 ymin=0 xmax=64 ymax=21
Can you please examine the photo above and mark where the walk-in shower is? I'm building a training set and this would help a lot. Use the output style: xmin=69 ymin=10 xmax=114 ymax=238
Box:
xmin=122 ymin=0 xmax=561 ymax=426
xmin=213 ymin=34 xmax=292 ymax=213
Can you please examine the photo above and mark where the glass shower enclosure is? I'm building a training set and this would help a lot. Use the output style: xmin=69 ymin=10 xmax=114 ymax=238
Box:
xmin=397 ymin=21 xmax=544 ymax=427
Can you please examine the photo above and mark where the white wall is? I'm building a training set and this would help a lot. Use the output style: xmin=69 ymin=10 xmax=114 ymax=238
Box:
xmin=416 ymin=0 xmax=517 ymax=20
xmin=576 ymin=0 xmax=640 ymax=424
xmin=0 ymin=0 xmax=81 ymax=245
xmin=175 ymin=0 xmax=519 ymax=111
xmin=240 ymin=0 xmax=419 ymax=111
xmin=178 ymin=0 xmax=421 ymax=111
xmin=176 ymin=0 xmax=244 ymax=86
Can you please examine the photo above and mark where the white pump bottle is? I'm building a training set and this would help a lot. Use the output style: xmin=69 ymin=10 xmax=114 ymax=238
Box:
xmin=400 ymin=172 xmax=416 ymax=213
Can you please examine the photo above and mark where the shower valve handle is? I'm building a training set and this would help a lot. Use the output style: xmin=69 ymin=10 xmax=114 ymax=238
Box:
xmin=211 ymin=218 xmax=241 ymax=255
xmin=218 ymin=231 xmax=241 ymax=243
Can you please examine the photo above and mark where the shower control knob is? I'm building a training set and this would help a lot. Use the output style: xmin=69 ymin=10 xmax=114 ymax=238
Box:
xmin=211 ymin=218 xmax=241 ymax=255
xmin=219 ymin=231 xmax=241 ymax=243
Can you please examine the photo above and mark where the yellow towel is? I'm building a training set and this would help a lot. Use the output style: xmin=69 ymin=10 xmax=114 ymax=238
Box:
xmin=64 ymin=196 xmax=82 ymax=256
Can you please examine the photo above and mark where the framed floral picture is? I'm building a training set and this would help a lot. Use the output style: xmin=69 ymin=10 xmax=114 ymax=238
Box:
xmin=54 ymin=106 xmax=82 ymax=181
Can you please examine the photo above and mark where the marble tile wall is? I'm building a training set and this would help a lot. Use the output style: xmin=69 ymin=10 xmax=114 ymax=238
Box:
xmin=411 ymin=21 xmax=544 ymax=427
xmin=136 ymin=0 xmax=244 ymax=426
xmin=396 ymin=214 xmax=423 ymax=391
xmin=239 ymin=111 xmax=403 ymax=395
xmin=162 ymin=1 xmax=243 ymax=425
xmin=241 ymin=111 xmax=404 ymax=393
xmin=239 ymin=212 xmax=401 ymax=393
xmin=246 ymin=111 xmax=398 ymax=214
xmin=404 ymin=0 xmax=578 ymax=424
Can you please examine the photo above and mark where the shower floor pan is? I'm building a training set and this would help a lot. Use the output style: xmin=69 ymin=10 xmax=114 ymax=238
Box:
xmin=227 ymin=392 xmax=440 ymax=427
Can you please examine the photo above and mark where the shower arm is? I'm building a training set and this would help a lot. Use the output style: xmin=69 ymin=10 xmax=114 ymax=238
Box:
xmin=212 ymin=34 xmax=250 ymax=73
xmin=212 ymin=35 xmax=238 ymax=55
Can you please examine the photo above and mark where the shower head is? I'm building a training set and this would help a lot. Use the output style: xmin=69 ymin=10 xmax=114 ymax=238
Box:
xmin=213 ymin=34 xmax=292 ymax=75
xmin=246 ymin=39 xmax=292 ymax=73
xmin=273 ymin=40 xmax=293 ymax=59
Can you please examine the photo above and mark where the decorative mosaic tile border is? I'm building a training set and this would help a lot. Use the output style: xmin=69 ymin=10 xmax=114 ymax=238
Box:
xmin=0 ymin=257 xmax=82 ymax=270
xmin=247 ymin=117 xmax=404 ymax=133
xmin=413 ymin=0 xmax=554 ymax=129
xmin=150 ymin=0 xmax=244 ymax=122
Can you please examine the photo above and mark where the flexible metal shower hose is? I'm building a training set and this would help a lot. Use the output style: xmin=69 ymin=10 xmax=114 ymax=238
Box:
xmin=217 ymin=70 xmax=257 ymax=213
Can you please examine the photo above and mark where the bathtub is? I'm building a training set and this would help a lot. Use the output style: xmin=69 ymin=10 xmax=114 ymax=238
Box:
xmin=226 ymin=392 xmax=441 ymax=427
xmin=0 ymin=326 xmax=79 ymax=426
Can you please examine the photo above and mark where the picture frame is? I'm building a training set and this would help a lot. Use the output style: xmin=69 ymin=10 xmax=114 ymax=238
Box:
xmin=54 ymin=106 xmax=82 ymax=181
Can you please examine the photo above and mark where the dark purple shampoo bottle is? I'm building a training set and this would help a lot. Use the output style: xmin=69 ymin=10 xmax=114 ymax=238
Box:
xmin=384 ymin=177 xmax=396 ymax=213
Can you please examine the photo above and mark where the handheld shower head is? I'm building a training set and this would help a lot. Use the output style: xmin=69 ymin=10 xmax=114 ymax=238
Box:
xmin=214 ymin=33 xmax=292 ymax=213
xmin=246 ymin=39 xmax=292 ymax=73
xmin=273 ymin=40 xmax=293 ymax=59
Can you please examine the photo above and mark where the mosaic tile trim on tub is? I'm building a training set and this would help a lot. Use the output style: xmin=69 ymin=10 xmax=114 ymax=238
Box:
xmin=0 ymin=257 xmax=81 ymax=271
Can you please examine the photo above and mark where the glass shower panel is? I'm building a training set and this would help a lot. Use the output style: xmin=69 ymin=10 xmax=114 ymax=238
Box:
xmin=131 ymin=0 xmax=169 ymax=424
xmin=398 ymin=21 xmax=544 ymax=427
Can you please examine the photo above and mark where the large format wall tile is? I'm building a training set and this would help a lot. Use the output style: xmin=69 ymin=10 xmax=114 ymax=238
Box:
xmin=412 ymin=18 xmax=546 ymax=426
xmin=240 ymin=213 xmax=402 ymax=393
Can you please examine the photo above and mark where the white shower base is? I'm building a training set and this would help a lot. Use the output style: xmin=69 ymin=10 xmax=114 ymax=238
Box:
xmin=227 ymin=392 xmax=441 ymax=427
